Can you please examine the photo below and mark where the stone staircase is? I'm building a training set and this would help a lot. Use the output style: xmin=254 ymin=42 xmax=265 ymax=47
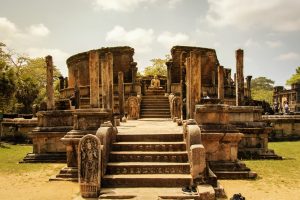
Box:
xmin=102 ymin=132 xmax=192 ymax=188
xmin=140 ymin=95 xmax=171 ymax=118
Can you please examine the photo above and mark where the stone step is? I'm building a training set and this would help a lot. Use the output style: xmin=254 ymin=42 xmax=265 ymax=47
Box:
xmin=109 ymin=151 xmax=188 ymax=162
xmin=140 ymin=114 xmax=171 ymax=118
xmin=142 ymin=96 xmax=168 ymax=99
xmin=99 ymin=187 xmax=202 ymax=199
xmin=141 ymin=105 xmax=170 ymax=108
xmin=102 ymin=174 xmax=192 ymax=187
xmin=141 ymin=103 xmax=169 ymax=106
xmin=49 ymin=167 xmax=78 ymax=182
xmin=116 ymin=133 xmax=183 ymax=142
xmin=140 ymin=112 xmax=171 ymax=116
xmin=209 ymin=161 xmax=249 ymax=171
xmin=142 ymin=99 xmax=169 ymax=102
xmin=106 ymin=162 xmax=190 ymax=174
xmin=112 ymin=142 xmax=186 ymax=151
xmin=21 ymin=153 xmax=66 ymax=163
xmin=213 ymin=171 xmax=257 ymax=179
xmin=141 ymin=108 xmax=170 ymax=112
xmin=141 ymin=107 xmax=169 ymax=110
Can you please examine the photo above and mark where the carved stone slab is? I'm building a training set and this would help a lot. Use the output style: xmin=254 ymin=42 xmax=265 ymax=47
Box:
xmin=78 ymin=134 xmax=101 ymax=198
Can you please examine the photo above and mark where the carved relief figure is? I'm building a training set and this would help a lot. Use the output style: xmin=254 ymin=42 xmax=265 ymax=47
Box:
xmin=78 ymin=134 xmax=101 ymax=198
xmin=172 ymin=97 xmax=181 ymax=119
xmin=127 ymin=97 xmax=140 ymax=119
xmin=80 ymin=138 xmax=98 ymax=183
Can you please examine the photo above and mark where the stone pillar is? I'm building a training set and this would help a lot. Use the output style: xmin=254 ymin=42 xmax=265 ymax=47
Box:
xmin=64 ymin=77 xmax=68 ymax=88
xmin=118 ymin=71 xmax=124 ymax=117
xmin=107 ymin=53 xmax=114 ymax=110
xmin=101 ymin=53 xmax=114 ymax=110
xmin=246 ymin=75 xmax=252 ymax=99
xmin=186 ymin=51 xmax=202 ymax=119
xmin=218 ymin=66 xmax=224 ymax=100
xmin=236 ymin=49 xmax=244 ymax=106
xmin=45 ymin=55 xmax=55 ymax=110
xmin=59 ymin=76 xmax=64 ymax=90
xmin=131 ymin=62 xmax=137 ymax=94
xmin=89 ymin=50 xmax=100 ymax=108
xmin=166 ymin=61 xmax=172 ymax=93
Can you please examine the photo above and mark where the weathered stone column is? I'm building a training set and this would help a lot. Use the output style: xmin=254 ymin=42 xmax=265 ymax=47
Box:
xmin=236 ymin=49 xmax=244 ymax=106
xmin=64 ymin=77 xmax=68 ymax=88
xmin=107 ymin=53 xmax=114 ymax=110
xmin=166 ymin=61 xmax=172 ymax=93
xmin=186 ymin=51 xmax=202 ymax=119
xmin=131 ymin=62 xmax=137 ymax=94
xmin=218 ymin=65 xmax=224 ymax=100
xmin=246 ymin=75 xmax=252 ymax=99
xmin=118 ymin=71 xmax=124 ymax=117
xmin=101 ymin=53 xmax=114 ymax=110
xmin=45 ymin=55 xmax=55 ymax=110
xmin=89 ymin=50 xmax=100 ymax=108
xmin=59 ymin=76 xmax=64 ymax=90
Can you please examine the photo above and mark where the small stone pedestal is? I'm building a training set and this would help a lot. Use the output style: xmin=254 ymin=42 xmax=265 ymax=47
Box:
xmin=52 ymin=108 xmax=112 ymax=181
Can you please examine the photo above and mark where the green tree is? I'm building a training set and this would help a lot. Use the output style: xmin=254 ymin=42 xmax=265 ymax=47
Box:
xmin=251 ymin=77 xmax=274 ymax=90
xmin=0 ymin=42 xmax=62 ymax=113
xmin=0 ymin=43 xmax=17 ymax=113
xmin=15 ymin=77 xmax=39 ymax=113
xmin=286 ymin=66 xmax=300 ymax=85
xmin=15 ymin=57 xmax=62 ymax=112
xmin=251 ymin=77 xmax=275 ymax=104
xmin=143 ymin=55 xmax=170 ymax=77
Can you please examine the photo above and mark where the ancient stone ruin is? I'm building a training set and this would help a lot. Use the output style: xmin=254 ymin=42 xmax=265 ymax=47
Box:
xmin=17 ymin=44 xmax=285 ymax=199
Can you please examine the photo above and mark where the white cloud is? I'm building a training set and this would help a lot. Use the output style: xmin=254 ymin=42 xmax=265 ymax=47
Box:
xmin=157 ymin=31 xmax=189 ymax=48
xmin=0 ymin=17 xmax=50 ymax=47
xmin=277 ymin=52 xmax=300 ymax=61
xmin=266 ymin=40 xmax=282 ymax=48
xmin=28 ymin=24 xmax=50 ymax=37
xmin=0 ymin=17 xmax=17 ymax=34
xmin=244 ymin=38 xmax=260 ymax=48
xmin=0 ymin=17 xmax=68 ymax=75
xmin=206 ymin=0 xmax=300 ymax=32
xmin=93 ymin=0 xmax=182 ymax=12
xmin=105 ymin=25 xmax=154 ymax=53
xmin=168 ymin=0 xmax=182 ymax=8
xmin=27 ymin=48 xmax=70 ymax=76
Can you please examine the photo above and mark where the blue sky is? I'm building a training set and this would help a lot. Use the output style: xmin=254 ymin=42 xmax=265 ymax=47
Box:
xmin=1 ymin=0 xmax=299 ymax=86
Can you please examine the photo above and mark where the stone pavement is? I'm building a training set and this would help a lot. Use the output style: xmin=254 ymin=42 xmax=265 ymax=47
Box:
xmin=118 ymin=118 xmax=182 ymax=135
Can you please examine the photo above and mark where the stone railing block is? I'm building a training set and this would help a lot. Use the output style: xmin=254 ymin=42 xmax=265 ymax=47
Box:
xmin=190 ymin=144 xmax=206 ymax=179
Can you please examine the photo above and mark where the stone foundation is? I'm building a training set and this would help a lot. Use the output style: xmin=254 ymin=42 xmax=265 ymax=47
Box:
xmin=263 ymin=115 xmax=300 ymax=141
xmin=0 ymin=117 xmax=37 ymax=139
xmin=53 ymin=108 xmax=112 ymax=181
xmin=22 ymin=110 xmax=73 ymax=163
xmin=194 ymin=104 xmax=257 ymax=179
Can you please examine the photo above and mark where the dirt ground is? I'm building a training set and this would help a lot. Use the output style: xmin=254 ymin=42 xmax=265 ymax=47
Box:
xmin=220 ymin=179 xmax=299 ymax=200
xmin=0 ymin=164 xmax=298 ymax=200
xmin=0 ymin=164 xmax=79 ymax=200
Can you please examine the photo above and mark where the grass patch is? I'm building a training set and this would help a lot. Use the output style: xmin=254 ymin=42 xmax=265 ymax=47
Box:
xmin=0 ymin=143 xmax=64 ymax=174
xmin=244 ymin=141 xmax=300 ymax=188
